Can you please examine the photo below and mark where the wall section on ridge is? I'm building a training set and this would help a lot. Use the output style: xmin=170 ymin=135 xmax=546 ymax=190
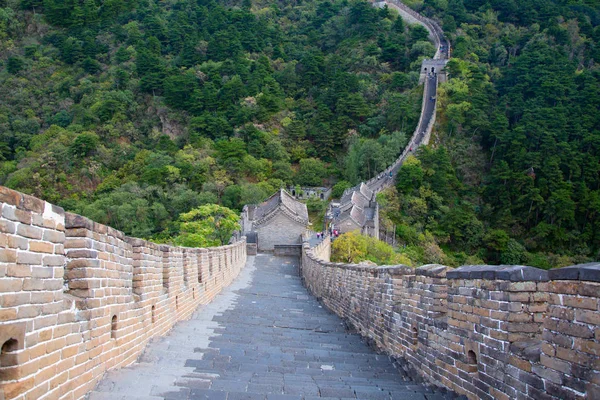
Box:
xmin=0 ymin=186 xmax=247 ymax=400
xmin=301 ymin=241 xmax=600 ymax=400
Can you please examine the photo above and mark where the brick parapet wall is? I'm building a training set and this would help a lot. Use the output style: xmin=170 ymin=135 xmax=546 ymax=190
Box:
xmin=0 ymin=187 xmax=247 ymax=400
xmin=302 ymin=240 xmax=600 ymax=400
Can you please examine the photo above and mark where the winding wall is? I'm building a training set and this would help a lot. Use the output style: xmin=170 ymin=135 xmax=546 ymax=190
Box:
xmin=301 ymin=239 xmax=600 ymax=400
xmin=363 ymin=1 xmax=450 ymax=193
xmin=0 ymin=186 xmax=247 ymax=400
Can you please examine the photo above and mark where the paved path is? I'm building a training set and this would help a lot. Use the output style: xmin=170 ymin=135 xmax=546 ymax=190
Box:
xmin=88 ymin=255 xmax=459 ymax=400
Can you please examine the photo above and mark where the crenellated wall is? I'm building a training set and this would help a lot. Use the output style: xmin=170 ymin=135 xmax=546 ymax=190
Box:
xmin=0 ymin=187 xmax=247 ymax=400
xmin=301 ymin=242 xmax=600 ymax=400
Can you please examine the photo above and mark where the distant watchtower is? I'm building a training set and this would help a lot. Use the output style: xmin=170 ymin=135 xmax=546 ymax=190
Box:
xmin=419 ymin=59 xmax=448 ymax=84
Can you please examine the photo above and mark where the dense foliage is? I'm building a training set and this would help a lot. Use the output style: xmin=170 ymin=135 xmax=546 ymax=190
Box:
xmin=385 ymin=0 xmax=600 ymax=268
xmin=175 ymin=204 xmax=240 ymax=247
xmin=0 ymin=0 xmax=431 ymax=240
xmin=332 ymin=230 xmax=409 ymax=264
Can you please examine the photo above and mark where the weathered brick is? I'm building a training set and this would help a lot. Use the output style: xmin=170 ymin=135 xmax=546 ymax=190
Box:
xmin=562 ymin=295 xmax=598 ymax=310
xmin=3 ymin=205 xmax=32 ymax=224
xmin=64 ymin=238 xmax=95 ymax=249
xmin=2 ymin=292 xmax=31 ymax=306
xmin=66 ymin=249 xmax=98 ymax=259
xmin=573 ymin=337 xmax=600 ymax=356
xmin=23 ymin=278 xmax=46 ymax=291
xmin=532 ymin=364 xmax=563 ymax=384
xmin=549 ymin=281 xmax=580 ymax=295
xmin=575 ymin=309 xmax=600 ymax=325
xmin=31 ymin=266 xmax=53 ymax=279
xmin=42 ymin=255 xmax=64 ymax=266
xmin=506 ymin=322 xmax=540 ymax=333
xmin=1 ymin=376 xmax=34 ymax=398
xmin=508 ymin=355 xmax=531 ymax=372
xmin=507 ymin=282 xmax=536 ymax=292
xmin=17 ymin=252 xmax=43 ymax=265
xmin=508 ymin=292 xmax=529 ymax=302
xmin=0 ymin=186 xmax=23 ymax=206
xmin=588 ymin=383 xmax=600 ymax=400
xmin=8 ymin=235 xmax=28 ymax=250
xmin=42 ymin=229 xmax=65 ymax=244
xmin=0 ymin=218 xmax=16 ymax=234
xmin=542 ymin=329 xmax=573 ymax=348
xmin=30 ymin=291 xmax=54 ymax=304
xmin=556 ymin=346 xmax=593 ymax=366
xmin=550 ymin=320 xmax=594 ymax=338
xmin=21 ymin=194 xmax=45 ymax=214
xmin=17 ymin=305 xmax=41 ymax=318
xmin=29 ymin=241 xmax=54 ymax=254
xmin=508 ymin=312 xmax=533 ymax=322
xmin=579 ymin=282 xmax=600 ymax=297
xmin=0 ymin=248 xmax=17 ymax=262
xmin=0 ymin=307 xmax=17 ymax=321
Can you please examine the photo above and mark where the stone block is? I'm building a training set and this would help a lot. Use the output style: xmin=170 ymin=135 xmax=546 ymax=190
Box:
xmin=17 ymin=252 xmax=43 ymax=265
xmin=8 ymin=235 xmax=28 ymax=250
xmin=1 ymin=377 xmax=34 ymax=398
xmin=42 ymin=230 xmax=65 ymax=244
xmin=573 ymin=337 xmax=600 ymax=356
xmin=0 ymin=308 xmax=17 ymax=322
xmin=66 ymin=249 xmax=98 ymax=259
xmin=510 ymin=341 xmax=541 ymax=363
xmin=548 ymin=306 xmax=574 ymax=321
xmin=65 ymin=213 xmax=94 ymax=230
xmin=540 ymin=353 xmax=571 ymax=374
xmin=0 ymin=248 xmax=17 ymax=263
xmin=575 ymin=309 xmax=600 ymax=325
xmin=3 ymin=206 xmax=31 ymax=224
xmin=21 ymin=194 xmax=45 ymax=214
xmin=532 ymin=364 xmax=563 ymax=384
xmin=548 ymin=319 xmax=594 ymax=338
xmin=556 ymin=346 xmax=593 ymax=366
xmin=0 ymin=219 xmax=16 ymax=234
xmin=43 ymin=255 xmax=64 ymax=266
xmin=549 ymin=262 xmax=600 ymax=282
xmin=29 ymin=241 xmax=54 ymax=254
xmin=0 ymin=186 xmax=22 ymax=206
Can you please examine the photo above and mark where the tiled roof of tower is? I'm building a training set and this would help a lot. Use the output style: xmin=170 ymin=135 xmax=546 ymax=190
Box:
xmin=253 ymin=191 xmax=282 ymax=220
xmin=335 ymin=181 xmax=374 ymax=231
xmin=340 ymin=183 xmax=373 ymax=207
xmin=349 ymin=205 xmax=367 ymax=226
xmin=350 ymin=190 xmax=370 ymax=209
xmin=253 ymin=189 xmax=309 ymax=226
xmin=359 ymin=182 xmax=373 ymax=200
xmin=280 ymin=189 xmax=309 ymax=221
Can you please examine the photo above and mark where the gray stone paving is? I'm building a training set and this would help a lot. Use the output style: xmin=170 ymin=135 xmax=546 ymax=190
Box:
xmin=88 ymin=254 xmax=460 ymax=400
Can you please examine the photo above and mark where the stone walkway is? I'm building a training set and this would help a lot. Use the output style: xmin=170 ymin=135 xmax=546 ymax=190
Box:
xmin=88 ymin=255 xmax=459 ymax=400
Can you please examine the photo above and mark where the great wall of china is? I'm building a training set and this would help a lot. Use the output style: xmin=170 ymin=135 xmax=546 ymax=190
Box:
xmin=302 ymin=238 xmax=600 ymax=400
xmin=0 ymin=187 xmax=247 ymax=399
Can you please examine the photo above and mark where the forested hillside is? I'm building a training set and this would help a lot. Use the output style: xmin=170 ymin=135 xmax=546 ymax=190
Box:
xmin=0 ymin=0 xmax=432 ymax=238
xmin=382 ymin=0 xmax=600 ymax=268
xmin=3 ymin=0 xmax=599 ymax=267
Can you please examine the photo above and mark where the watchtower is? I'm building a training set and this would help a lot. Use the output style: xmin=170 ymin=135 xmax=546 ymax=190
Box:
xmin=419 ymin=59 xmax=448 ymax=84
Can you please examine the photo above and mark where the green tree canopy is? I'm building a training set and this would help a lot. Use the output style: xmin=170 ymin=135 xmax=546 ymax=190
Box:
xmin=175 ymin=204 xmax=241 ymax=247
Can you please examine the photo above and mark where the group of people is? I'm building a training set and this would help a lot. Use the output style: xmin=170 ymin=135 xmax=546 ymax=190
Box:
xmin=316 ymin=229 xmax=339 ymax=240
